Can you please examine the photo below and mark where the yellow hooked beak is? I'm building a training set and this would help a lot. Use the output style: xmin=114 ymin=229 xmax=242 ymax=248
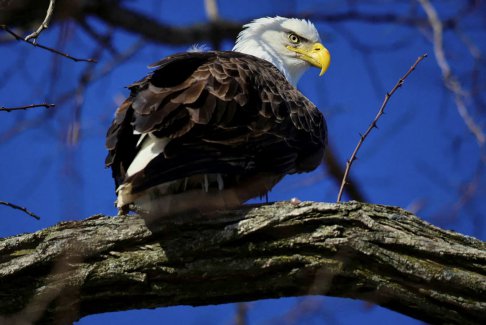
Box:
xmin=287 ymin=42 xmax=331 ymax=76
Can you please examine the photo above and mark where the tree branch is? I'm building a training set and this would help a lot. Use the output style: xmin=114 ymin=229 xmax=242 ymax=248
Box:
xmin=0 ymin=200 xmax=41 ymax=220
xmin=86 ymin=1 xmax=241 ymax=46
xmin=337 ymin=54 xmax=427 ymax=202
xmin=0 ymin=201 xmax=484 ymax=324
xmin=24 ymin=0 xmax=56 ymax=42
xmin=0 ymin=103 xmax=55 ymax=112
xmin=0 ymin=25 xmax=96 ymax=63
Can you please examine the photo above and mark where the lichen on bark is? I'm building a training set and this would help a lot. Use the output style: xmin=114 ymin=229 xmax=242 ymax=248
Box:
xmin=0 ymin=201 xmax=485 ymax=324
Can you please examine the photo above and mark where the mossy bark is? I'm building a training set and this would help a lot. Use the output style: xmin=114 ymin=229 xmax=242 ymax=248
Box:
xmin=0 ymin=201 xmax=485 ymax=324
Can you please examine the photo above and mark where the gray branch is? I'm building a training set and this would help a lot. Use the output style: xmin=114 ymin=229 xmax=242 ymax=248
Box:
xmin=0 ymin=201 xmax=485 ymax=324
xmin=24 ymin=0 xmax=56 ymax=42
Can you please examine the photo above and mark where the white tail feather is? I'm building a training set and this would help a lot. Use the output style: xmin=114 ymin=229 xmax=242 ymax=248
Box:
xmin=126 ymin=134 xmax=170 ymax=177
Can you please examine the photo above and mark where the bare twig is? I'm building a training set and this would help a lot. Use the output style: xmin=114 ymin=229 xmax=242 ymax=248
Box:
xmin=337 ymin=54 xmax=427 ymax=202
xmin=323 ymin=146 xmax=367 ymax=202
xmin=0 ymin=201 xmax=40 ymax=220
xmin=0 ymin=25 xmax=96 ymax=63
xmin=24 ymin=0 xmax=56 ymax=42
xmin=418 ymin=0 xmax=485 ymax=146
xmin=0 ymin=103 xmax=55 ymax=112
xmin=0 ymin=39 xmax=146 ymax=144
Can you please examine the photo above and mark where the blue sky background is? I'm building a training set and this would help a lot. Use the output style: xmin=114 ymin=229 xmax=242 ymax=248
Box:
xmin=1 ymin=0 xmax=485 ymax=324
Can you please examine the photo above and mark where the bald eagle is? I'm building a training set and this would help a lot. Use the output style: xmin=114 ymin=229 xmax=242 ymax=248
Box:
xmin=105 ymin=17 xmax=330 ymax=216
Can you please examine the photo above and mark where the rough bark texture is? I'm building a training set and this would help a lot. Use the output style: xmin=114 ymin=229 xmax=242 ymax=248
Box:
xmin=0 ymin=201 xmax=485 ymax=324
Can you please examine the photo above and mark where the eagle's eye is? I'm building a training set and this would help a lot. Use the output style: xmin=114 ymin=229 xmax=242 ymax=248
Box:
xmin=288 ymin=33 xmax=300 ymax=44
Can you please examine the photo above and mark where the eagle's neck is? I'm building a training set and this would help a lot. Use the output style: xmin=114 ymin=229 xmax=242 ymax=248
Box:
xmin=233 ymin=39 xmax=305 ymax=86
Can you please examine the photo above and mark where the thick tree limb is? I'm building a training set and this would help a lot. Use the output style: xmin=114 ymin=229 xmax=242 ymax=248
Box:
xmin=0 ymin=201 xmax=485 ymax=324
xmin=0 ymin=0 xmax=463 ymax=48
xmin=85 ymin=1 xmax=241 ymax=46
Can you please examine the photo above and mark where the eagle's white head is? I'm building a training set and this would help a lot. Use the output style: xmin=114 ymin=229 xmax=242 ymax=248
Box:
xmin=233 ymin=16 xmax=331 ymax=86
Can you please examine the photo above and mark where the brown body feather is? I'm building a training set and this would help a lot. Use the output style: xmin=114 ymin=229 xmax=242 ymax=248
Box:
xmin=105 ymin=51 xmax=326 ymax=215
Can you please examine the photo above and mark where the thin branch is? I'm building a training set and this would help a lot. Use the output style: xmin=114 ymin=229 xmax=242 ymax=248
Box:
xmin=418 ymin=0 xmax=485 ymax=146
xmin=3 ymin=39 xmax=146 ymax=144
xmin=24 ymin=0 xmax=56 ymax=42
xmin=0 ymin=25 xmax=96 ymax=63
xmin=0 ymin=103 xmax=55 ymax=112
xmin=337 ymin=54 xmax=427 ymax=202
xmin=323 ymin=145 xmax=367 ymax=202
xmin=0 ymin=201 xmax=40 ymax=220
xmin=204 ymin=0 xmax=220 ymax=22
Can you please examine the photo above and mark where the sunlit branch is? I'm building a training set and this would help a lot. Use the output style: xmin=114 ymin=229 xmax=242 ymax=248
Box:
xmin=337 ymin=54 xmax=427 ymax=202
xmin=24 ymin=0 xmax=56 ymax=42
xmin=204 ymin=0 xmax=220 ymax=22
